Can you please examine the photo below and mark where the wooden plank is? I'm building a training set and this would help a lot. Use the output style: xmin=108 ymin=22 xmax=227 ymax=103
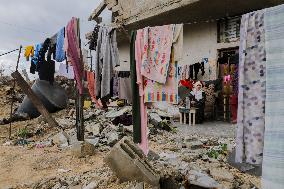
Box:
xmin=88 ymin=1 xmax=107 ymax=21
xmin=11 ymin=71 xmax=60 ymax=128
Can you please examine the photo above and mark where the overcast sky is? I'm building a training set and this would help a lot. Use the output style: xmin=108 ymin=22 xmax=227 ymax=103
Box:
xmin=0 ymin=0 xmax=111 ymax=75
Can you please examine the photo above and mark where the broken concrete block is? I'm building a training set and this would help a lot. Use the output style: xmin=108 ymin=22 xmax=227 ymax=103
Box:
xmin=52 ymin=131 xmax=70 ymax=147
xmin=127 ymin=182 xmax=144 ymax=189
xmin=186 ymin=141 xmax=204 ymax=150
xmin=85 ymin=137 xmax=99 ymax=147
xmin=104 ymin=137 xmax=160 ymax=186
xmin=85 ymin=123 xmax=100 ymax=136
xmin=83 ymin=181 xmax=98 ymax=189
xmin=106 ymin=132 xmax=118 ymax=146
xmin=149 ymin=113 xmax=163 ymax=127
xmin=71 ymin=141 xmax=96 ymax=158
xmin=210 ymin=168 xmax=234 ymax=182
xmin=105 ymin=106 xmax=131 ymax=118
xmin=187 ymin=170 xmax=220 ymax=188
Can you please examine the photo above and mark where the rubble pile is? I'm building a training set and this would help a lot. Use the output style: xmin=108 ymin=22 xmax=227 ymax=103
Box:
xmin=0 ymin=78 xmax=261 ymax=189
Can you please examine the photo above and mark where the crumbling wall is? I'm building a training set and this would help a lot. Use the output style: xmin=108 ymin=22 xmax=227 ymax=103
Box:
xmin=93 ymin=0 xmax=284 ymax=30
xmin=105 ymin=0 xmax=199 ymax=25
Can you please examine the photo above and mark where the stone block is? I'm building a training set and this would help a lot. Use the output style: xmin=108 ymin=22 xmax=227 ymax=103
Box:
xmin=104 ymin=137 xmax=160 ymax=186
xmin=187 ymin=170 xmax=220 ymax=188
xmin=71 ymin=141 xmax=96 ymax=158
xmin=210 ymin=168 xmax=234 ymax=182
xmin=52 ymin=131 xmax=70 ymax=147
xmin=85 ymin=123 xmax=100 ymax=136
xmin=186 ymin=141 xmax=204 ymax=150
xmin=83 ymin=181 xmax=98 ymax=189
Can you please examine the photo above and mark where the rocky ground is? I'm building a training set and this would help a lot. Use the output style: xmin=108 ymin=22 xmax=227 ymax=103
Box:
xmin=0 ymin=77 xmax=261 ymax=189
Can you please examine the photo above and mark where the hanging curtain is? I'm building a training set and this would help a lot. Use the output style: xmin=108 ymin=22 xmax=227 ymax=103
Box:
xmin=236 ymin=10 xmax=266 ymax=165
xmin=262 ymin=4 xmax=284 ymax=188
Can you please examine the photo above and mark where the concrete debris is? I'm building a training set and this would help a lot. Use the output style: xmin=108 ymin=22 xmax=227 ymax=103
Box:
xmin=104 ymin=137 xmax=160 ymax=186
xmin=85 ymin=123 xmax=101 ymax=136
xmin=127 ymin=182 xmax=144 ymax=189
xmin=185 ymin=140 xmax=204 ymax=150
xmin=149 ymin=113 xmax=163 ymax=126
xmin=85 ymin=137 xmax=100 ymax=147
xmin=57 ymin=168 xmax=71 ymax=173
xmin=52 ymin=131 xmax=70 ymax=148
xmin=186 ymin=170 xmax=220 ymax=188
xmin=210 ymin=168 xmax=234 ymax=182
xmin=71 ymin=141 xmax=96 ymax=158
xmin=105 ymin=106 xmax=132 ymax=118
xmin=0 ymin=77 xmax=260 ymax=189
xmin=83 ymin=181 xmax=98 ymax=189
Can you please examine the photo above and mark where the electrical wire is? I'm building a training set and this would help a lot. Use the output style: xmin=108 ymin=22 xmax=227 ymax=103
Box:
xmin=0 ymin=20 xmax=47 ymax=34
xmin=0 ymin=48 xmax=20 ymax=57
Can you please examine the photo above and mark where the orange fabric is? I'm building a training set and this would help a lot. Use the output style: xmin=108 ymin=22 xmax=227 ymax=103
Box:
xmin=86 ymin=71 xmax=101 ymax=108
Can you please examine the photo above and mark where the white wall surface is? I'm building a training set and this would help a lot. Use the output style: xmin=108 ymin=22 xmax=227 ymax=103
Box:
xmin=117 ymin=43 xmax=130 ymax=71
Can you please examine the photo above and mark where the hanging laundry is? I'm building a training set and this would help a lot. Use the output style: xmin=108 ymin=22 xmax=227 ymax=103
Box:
xmin=113 ymin=72 xmax=119 ymax=97
xmin=236 ymin=9 xmax=266 ymax=165
xmin=66 ymin=17 xmax=84 ymax=94
xmin=141 ymin=25 xmax=174 ymax=84
xmin=208 ymin=60 xmax=217 ymax=80
xmin=58 ymin=63 xmax=74 ymax=79
xmin=144 ymin=48 xmax=179 ymax=104
xmin=119 ymin=77 xmax=132 ymax=103
xmin=262 ymin=4 xmax=284 ymax=189
xmin=180 ymin=65 xmax=191 ymax=80
xmin=131 ymin=31 xmax=141 ymax=144
xmin=95 ymin=26 xmax=120 ymax=98
xmin=86 ymin=71 xmax=96 ymax=102
xmin=55 ymin=27 xmax=65 ymax=62
xmin=135 ymin=29 xmax=149 ymax=155
xmin=31 ymin=43 xmax=42 ymax=66
xmin=38 ymin=60 xmax=55 ymax=84
xmin=89 ymin=25 xmax=100 ymax=50
xmin=24 ymin=46 xmax=34 ymax=61
xmin=172 ymin=24 xmax=183 ymax=62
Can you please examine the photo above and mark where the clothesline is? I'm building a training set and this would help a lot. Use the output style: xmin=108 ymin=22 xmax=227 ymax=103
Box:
xmin=0 ymin=48 xmax=20 ymax=57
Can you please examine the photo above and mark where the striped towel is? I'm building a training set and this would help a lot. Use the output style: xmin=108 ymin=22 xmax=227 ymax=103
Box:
xmin=262 ymin=4 xmax=284 ymax=189
xmin=144 ymin=49 xmax=179 ymax=104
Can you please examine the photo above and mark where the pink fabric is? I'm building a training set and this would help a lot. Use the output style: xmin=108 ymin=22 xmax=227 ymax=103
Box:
xmin=66 ymin=17 xmax=83 ymax=94
xmin=136 ymin=29 xmax=149 ymax=155
xmin=141 ymin=25 xmax=174 ymax=84
xmin=224 ymin=75 xmax=231 ymax=83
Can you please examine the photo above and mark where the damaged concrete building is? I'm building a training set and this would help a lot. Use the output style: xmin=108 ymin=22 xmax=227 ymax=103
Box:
xmin=89 ymin=0 xmax=284 ymax=70
xmin=88 ymin=0 xmax=284 ymax=122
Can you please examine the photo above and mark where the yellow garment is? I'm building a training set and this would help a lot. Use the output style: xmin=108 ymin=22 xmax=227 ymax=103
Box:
xmin=83 ymin=100 xmax=92 ymax=109
xmin=24 ymin=46 xmax=34 ymax=60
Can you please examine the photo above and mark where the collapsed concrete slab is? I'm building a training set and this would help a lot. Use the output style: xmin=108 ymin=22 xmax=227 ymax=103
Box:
xmin=104 ymin=137 xmax=160 ymax=186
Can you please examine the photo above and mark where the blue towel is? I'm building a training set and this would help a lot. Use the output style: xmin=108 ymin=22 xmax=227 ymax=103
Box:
xmin=31 ymin=43 xmax=42 ymax=65
xmin=55 ymin=27 xmax=65 ymax=62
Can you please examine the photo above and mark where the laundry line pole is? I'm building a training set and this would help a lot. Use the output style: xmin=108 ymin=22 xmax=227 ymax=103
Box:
xmin=75 ymin=18 xmax=85 ymax=141
xmin=8 ymin=45 xmax=22 ymax=139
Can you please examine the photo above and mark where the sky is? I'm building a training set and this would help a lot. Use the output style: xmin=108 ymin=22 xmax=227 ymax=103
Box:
xmin=0 ymin=0 xmax=111 ymax=75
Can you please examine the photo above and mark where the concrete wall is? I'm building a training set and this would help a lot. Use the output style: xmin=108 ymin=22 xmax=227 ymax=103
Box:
xmin=182 ymin=22 xmax=239 ymax=66
xmin=182 ymin=22 xmax=217 ymax=65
